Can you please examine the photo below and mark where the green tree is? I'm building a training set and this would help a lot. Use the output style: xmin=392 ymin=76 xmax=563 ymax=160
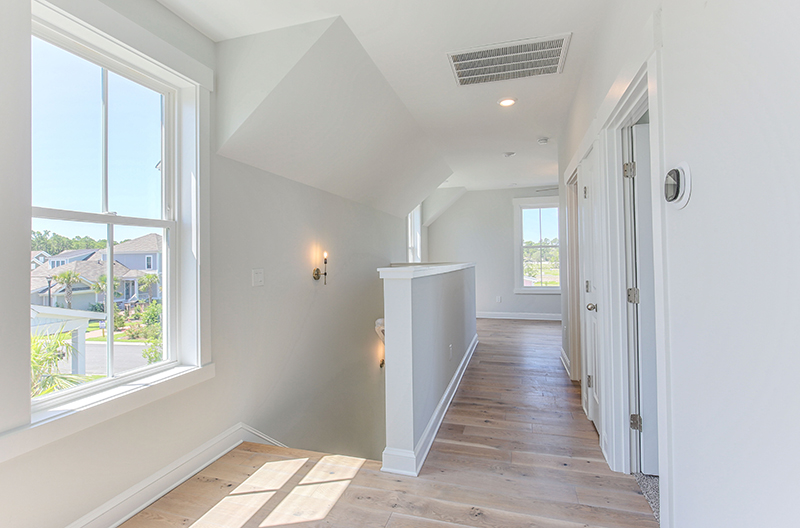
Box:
xmin=91 ymin=274 xmax=120 ymax=304
xmin=138 ymin=273 xmax=160 ymax=299
xmin=53 ymin=270 xmax=82 ymax=309
xmin=30 ymin=329 xmax=95 ymax=397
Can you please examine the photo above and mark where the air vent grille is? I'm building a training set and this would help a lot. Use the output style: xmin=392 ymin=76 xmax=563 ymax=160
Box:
xmin=448 ymin=34 xmax=572 ymax=86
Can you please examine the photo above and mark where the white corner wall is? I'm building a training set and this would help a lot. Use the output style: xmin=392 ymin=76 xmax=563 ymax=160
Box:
xmin=561 ymin=1 xmax=800 ymax=526
xmin=0 ymin=0 xmax=33 ymax=435
xmin=0 ymin=2 xmax=404 ymax=526
xmin=427 ymin=187 xmax=561 ymax=319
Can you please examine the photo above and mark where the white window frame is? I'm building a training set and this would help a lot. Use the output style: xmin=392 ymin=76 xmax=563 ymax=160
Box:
xmin=145 ymin=255 xmax=153 ymax=270
xmin=513 ymin=196 xmax=561 ymax=294
xmin=26 ymin=2 xmax=210 ymax=418
xmin=407 ymin=204 xmax=422 ymax=263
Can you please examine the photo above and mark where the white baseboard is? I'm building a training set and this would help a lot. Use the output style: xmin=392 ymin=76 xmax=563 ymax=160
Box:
xmin=67 ymin=423 xmax=282 ymax=528
xmin=560 ymin=347 xmax=572 ymax=378
xmin=477 ymin=311 xmax=561 ymax=321
xmin=382 ymin=333 xmax=478 ymax=476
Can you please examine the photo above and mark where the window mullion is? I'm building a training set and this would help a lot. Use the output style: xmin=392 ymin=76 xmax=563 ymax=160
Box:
xmin=102 ymin=67 xmax=109 ymax=214
xmin=106 ymin=223 xmax=114 ymax=377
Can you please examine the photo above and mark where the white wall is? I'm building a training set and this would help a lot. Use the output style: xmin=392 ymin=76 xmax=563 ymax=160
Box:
xmin=411 ymin=268 xmax=476 ymax=444
xmin=561 ymin=1 xmax=800 ymax=526
xmin=380 ymin=263 xmax=477 ymax=475
xmin=428 ymin=187 xmax=561 ymax=319
xmin=0 ymin=2 xmax=404 ymax=526
xmin=0 ymin=0 xmax=33 ymax=435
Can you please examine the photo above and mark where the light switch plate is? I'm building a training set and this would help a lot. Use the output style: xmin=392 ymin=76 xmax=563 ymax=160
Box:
xmin=252 ymin=268 xmax=265 ymax=287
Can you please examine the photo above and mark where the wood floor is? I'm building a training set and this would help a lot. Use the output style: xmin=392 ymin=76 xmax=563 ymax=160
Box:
xmin=122 ymin=319 xmax=657 ymax=528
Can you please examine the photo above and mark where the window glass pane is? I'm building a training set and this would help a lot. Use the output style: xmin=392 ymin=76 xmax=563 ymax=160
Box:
xmin=31 ymin=219 xmax=109 ymax=398
xmin=109 ymin=226 xmax=166 ymax=375
xmin=523 ymin=247 xmax=541 ymax=286
xmin=31 ymin=37 xmax=102 ymax=213
xmin=540 ymin=207 xmax=559 ymax=244
xmin=108 ymin=71 xmax=163 ymax=219
xmin=542 ymin=246 xmax=560 ymax=287
xmin=522 ymin=208 xmax=540 ymax=245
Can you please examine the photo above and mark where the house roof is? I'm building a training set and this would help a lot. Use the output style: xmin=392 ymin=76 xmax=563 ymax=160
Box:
xmin=31 ymin=259 xmax=131 ymax=293
xmin=105 ymin=233 xmax=163 ymax=254
xmin=31 ymin=250 xmax=49 ymax=259
xmin=47 ymin=248 xmax=98 ymax=261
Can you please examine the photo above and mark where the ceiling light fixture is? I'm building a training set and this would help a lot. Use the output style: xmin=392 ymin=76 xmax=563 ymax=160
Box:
xmin=498 ymin=98 xmax=517 ymax=107
xmin=503 ymin=152 xmax=516 ymax=157
xmin=538 ymin=137 xmax=549 ymax=145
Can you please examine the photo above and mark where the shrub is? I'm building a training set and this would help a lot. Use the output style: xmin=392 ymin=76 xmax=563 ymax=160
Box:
xmin=142 ymin=323 xmax=162 ymax=364
xmin=142 ymin=300 xmax=161 ymax=326
xmin=124 ymin=322 xmax=145 ymax=340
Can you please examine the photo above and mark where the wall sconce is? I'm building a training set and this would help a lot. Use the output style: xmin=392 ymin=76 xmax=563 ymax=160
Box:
xmin=312 ymin=251 xmax=328 ymax=284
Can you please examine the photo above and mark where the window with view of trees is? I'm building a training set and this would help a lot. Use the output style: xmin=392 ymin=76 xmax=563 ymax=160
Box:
xmin=30 ymin=35 xmax=171 ymax=399
xmin=519 ymin=206 xmax=560 ymax=289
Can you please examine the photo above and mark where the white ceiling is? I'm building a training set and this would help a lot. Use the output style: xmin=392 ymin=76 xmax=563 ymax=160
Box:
xmin=156 ymin=0 xmax=610 ymax=191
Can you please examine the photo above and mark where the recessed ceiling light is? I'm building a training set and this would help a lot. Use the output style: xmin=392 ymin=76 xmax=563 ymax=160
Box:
xmin=498 ymin=98 xmax=517 ymax=107
xmin=503 ymin=152 xmax=516 ymax=157
xmin=538 ymin=137 xmax=549 ymax=145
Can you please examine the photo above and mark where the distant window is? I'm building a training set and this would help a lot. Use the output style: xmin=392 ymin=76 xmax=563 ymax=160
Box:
xmin=407 ymin=204 xmax=422 ymax=263
xmin=513 ymin=197 xmax=560 ymax=293
xmin=145 ymin=255 xmax=153 ymax=270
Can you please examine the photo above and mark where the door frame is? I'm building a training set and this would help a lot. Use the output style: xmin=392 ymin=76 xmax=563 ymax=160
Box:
xmin=562 ymin=49 xmax=672 ymax=526
xmin=599 ymin=55 xmax=672 ymax=517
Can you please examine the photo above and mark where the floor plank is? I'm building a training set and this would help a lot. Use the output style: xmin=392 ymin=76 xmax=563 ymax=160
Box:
xmin=122 ymin=320 xmax=656 ymax=527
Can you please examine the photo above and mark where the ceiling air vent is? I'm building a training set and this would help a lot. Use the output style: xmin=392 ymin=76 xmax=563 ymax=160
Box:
xmin=448 ymin=33 xmax=572 ymax=86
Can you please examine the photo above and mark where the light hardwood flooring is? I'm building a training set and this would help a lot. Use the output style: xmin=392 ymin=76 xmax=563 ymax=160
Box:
xmin=122 ymin=319 xmax=657 ymax=527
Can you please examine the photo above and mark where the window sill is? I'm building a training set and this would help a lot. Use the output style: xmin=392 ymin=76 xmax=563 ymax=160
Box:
xmin=0 ymin=363 xmax=214 ymax=465
xmin=514 ymin=287 xmax=562 ymax=295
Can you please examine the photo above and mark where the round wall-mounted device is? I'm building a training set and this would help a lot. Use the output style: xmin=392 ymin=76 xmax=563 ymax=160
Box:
xmin=664 ymin=162 xmax=691 ymax=209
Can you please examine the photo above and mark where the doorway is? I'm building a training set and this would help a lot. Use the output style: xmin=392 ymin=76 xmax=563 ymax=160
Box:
xmin=621 ymin=111 xmax=659 ymax=477
xmin=565 ymin=171 xmax=581 ymax=383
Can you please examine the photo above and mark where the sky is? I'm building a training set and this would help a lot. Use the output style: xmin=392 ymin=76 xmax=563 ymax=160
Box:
xmin=31 ymin=36 xmax=163 ymax=243
xmin=522 ymin=207 xmax=558 ymax=244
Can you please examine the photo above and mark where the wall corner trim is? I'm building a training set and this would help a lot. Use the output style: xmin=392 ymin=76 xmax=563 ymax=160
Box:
xmin=381 ymin=333 xmax=479 ymax=476
xmin=65 ymin=422 xmax=283 ymax=528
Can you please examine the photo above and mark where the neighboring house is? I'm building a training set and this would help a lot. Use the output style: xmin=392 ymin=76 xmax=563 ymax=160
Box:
xmin=30 ymin=250 xmax=49 ymax=270
xmin=31 ymin=259 xmax=131 ymax=310
xmin=45 ymin=248 xmax=97 ymax=269
xmin=100 ymin=233 xmax=163 ymax=302
xmin=30 ymin=234 xmax=162 ymax=309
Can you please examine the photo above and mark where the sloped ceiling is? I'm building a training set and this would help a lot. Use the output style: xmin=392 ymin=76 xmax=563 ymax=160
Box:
xmin=216 ymin=17 xmax=452 ymax=218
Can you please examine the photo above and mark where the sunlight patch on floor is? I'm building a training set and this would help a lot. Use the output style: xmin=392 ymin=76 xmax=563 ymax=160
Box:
xmin=187 ymin=454 xmax=365 ymax=528
xmin=260 ymin=480 xmax=350 ymax=526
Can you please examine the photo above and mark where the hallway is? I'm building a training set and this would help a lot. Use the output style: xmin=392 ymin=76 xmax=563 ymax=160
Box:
xmin=122 ymin=319 xmax=656 ymax=527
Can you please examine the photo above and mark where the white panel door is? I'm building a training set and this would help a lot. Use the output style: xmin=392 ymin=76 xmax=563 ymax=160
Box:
xmin=578 ymin=145 xmax=601 ymax=430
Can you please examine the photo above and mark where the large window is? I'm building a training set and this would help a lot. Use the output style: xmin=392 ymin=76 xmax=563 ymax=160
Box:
xmin=30 ymin=35 xmax=171 ymax=399
xmin=513 ymin=197 xmax=560 ymax=293
xmin=25 ymin=7 xmax=206 ymax=408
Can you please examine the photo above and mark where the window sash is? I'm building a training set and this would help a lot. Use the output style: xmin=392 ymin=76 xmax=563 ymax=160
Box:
xmin=29 ymin=31 xmax=177 ymax=405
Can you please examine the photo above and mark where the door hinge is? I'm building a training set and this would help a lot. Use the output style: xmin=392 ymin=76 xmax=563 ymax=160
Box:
xmin=583 ymin=186 xmax=588 ymax=198
xmin=623 ymin=162 xmax=637 ymax=178
xmin=627 ymin=287 xmax=640 ymax=304
xmin=630 ymin=413 xmax=642 ymax=431
xmin=587 ymin=375 xmax=593 ymax=388
xmin=585 ymin=280 xmax=590 ymax=293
